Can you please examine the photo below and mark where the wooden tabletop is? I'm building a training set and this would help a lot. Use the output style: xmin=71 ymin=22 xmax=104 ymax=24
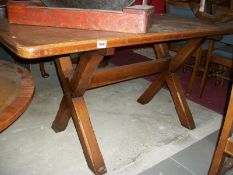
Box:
xmin=0 ymin=14 xmax=233 ymax=59
xmin=0 ymin=60 xmax=35 ymax=132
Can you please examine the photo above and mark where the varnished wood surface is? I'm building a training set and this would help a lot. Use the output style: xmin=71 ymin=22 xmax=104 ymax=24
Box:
xmin=137 ymin=42 xmax=199 ymax=129
xmin=208 ymin=85 xmax=233 ymax=174
xmin=0 ymin=60 xmax=35 ymax=132
xmin=89 ymin=58 xmax=170 ymax=89
xmin=1 ymin=13 xmax=232 ymax=175
xmin=0 ymin=15 xmax=233 ymax=59
xmin=53 ymin=55 xmax=106 ymax=174
xmin=225 ymin=138 xmax=233 ymax=157
xmin=7 ymin=1 xmax=154 ymax=33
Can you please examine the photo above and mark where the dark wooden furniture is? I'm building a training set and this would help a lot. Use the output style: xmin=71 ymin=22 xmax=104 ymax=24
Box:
xmin=39 ymin=62 xmax=49 ymax=78
xmin=0 ymin=60 xmax=35 ymax=132
xmin=208 ymin=84 xmax=233 ymax=175
xmin=0 ymin=15 xmax=232 ymax=175
xmin=199 ymin=36 xmax=233 ymax=97
xmin=165 ymin=0 xmax=209 ymax=95
xmin=214 ymin=0 xmax=233 ymax=12
xmin=198 ymin=1 xmax=233 ymax=97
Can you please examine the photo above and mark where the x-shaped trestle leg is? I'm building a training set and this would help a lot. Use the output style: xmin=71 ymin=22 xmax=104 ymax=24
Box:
xmin=50 ymin=38 xmax=203 ymax=175
xmin=51 ymin=51 xmax=112 ymax=175
xmin=138 ymin=38 xmax=205 ymax=129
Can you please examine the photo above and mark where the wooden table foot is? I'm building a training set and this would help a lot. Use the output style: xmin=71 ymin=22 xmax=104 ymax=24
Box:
xmin=137 ymin=40 xmax=203 ymax=129
xmin=137 ymin=74 xmax=165 ymax=104
xmin=71 ymin=97 xmax=106 ymax=175
xmin=164 ymin=72 xmax=195 ymax=129
xmin=52 ymin=96 xmax=71 ymax=132
xmin=52 ymin=52 xmax=108 ymax=174
xmin=137 ymin=43 xmax=169 ymax=104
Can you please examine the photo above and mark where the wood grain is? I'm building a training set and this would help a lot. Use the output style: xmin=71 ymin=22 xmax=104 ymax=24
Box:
xmin=1 ymin=14 xmax=233 ymax=175
xmin=0 ymin=60 xmax=35 ymax=132
xmin=137 ymin=43 xmax=169 ymax=104
xmin=52 ymin=54 xmax=106 ymax=174
xmin=7 ymin=1 xmax=154 ymax=33
xmin=225 ymin=138 xmax=233 ymax=157
xmin=0 ymin=15 xmax=232 ymax=59
xmin=89 ymin=58 xmax=169 ymax=89
xmin=164 ymin=72 xmax=195 ymax=129
xmin=208 ymin=85 xmax=233 ymax=174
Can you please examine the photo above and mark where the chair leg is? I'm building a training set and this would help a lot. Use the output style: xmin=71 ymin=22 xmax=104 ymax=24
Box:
xmin=39 ymin=63 xmax=49 ymax=78
xmin=199 ymin=39 xmax=216 ymax=97
xmin=187 ymin=47 xmax=202 ymax=95
xmin=219 ymin=66 xmax=227 ymax=86
xmin=199 ymin=53 xmax=212 ymax=97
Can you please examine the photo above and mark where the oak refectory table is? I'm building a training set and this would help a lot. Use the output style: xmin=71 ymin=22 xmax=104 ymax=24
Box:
xmin=0 ymin=15 xmax=232 ymax=175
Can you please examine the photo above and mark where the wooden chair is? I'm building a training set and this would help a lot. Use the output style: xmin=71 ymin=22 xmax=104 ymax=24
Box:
xmin=208 ymin=84 xmax=233 ymax=175
xmin=166 ymin=0 xmax=209 ymax=95
xmin=213 ymin=0 xmax=233 ymax=13
xmin=199 ymin=34 xmax=233 ymax=97
xmin=0 ymin=60 xmax=35 ymax=132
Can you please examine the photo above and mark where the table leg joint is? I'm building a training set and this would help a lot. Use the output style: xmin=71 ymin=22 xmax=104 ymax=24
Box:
xmin=52 ymin=53 xmax=107 ymax=174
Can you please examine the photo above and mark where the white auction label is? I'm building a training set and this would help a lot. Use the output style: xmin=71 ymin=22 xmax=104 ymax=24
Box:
xmin=97 ymin=40 xmax=107 ymax=48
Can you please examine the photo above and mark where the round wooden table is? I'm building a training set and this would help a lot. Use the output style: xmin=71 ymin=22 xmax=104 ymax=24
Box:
xmin=0 ymin=60 xmax=35 ymax=132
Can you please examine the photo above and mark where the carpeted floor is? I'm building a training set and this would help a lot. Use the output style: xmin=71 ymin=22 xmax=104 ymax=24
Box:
xmin=110 ymin=47 xmax=231 ymax=115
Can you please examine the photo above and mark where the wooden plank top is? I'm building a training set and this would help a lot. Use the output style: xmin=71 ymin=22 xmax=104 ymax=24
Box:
xmin=0 ymin=14 xmax=233 ymax=59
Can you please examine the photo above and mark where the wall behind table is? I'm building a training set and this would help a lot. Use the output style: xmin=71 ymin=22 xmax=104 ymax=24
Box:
xmin=134 ymin=0 xmax=165 ymax=14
